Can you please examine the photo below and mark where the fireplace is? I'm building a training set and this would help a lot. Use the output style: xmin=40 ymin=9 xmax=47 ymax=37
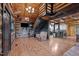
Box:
xmin=21 ymin=23 xmax=29 ymax=27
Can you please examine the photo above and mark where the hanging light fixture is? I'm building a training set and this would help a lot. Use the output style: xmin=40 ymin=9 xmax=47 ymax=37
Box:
xmin=25 ymin=4 xmax=35 ymax=22
xmin=25 ymin=17 xmax=29 ymax=21
xmin=26 ymin=6 xmax=34 ymax=13
xmin=28 ymin=6 xmax=31 ymax=9
xmin=26 ymin=8 xmax=28 ymax=11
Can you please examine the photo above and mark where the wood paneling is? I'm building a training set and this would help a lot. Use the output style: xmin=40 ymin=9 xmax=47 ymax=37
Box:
xmin=10 ymin=3 xmax=77 ymax=23
xmin=53 ymin=3 xmax=72 ymax=12
xmin=11 ymin=3 xmax=40 ymax=23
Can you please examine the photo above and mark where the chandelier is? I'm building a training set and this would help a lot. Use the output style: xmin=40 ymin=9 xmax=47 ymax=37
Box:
xmin=26 ymin=6 xmax=34 ymax=13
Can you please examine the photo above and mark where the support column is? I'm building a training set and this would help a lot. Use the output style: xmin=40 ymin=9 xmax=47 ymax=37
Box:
xmin=58 ymin=23 xmax=60 ymax=38
xmin=53 ymin=23 xmax=55 ymax=37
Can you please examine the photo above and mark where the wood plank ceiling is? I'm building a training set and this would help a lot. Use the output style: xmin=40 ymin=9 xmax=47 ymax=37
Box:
xmin=11 ymin=3 xmax=77 ymax=23
xmin=11 ymin=3 xmax=41 ymax=23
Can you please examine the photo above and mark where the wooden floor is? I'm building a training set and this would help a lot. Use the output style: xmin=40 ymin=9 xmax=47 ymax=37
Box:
xmin=8 ymin=37 xmax=75 ymax=56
